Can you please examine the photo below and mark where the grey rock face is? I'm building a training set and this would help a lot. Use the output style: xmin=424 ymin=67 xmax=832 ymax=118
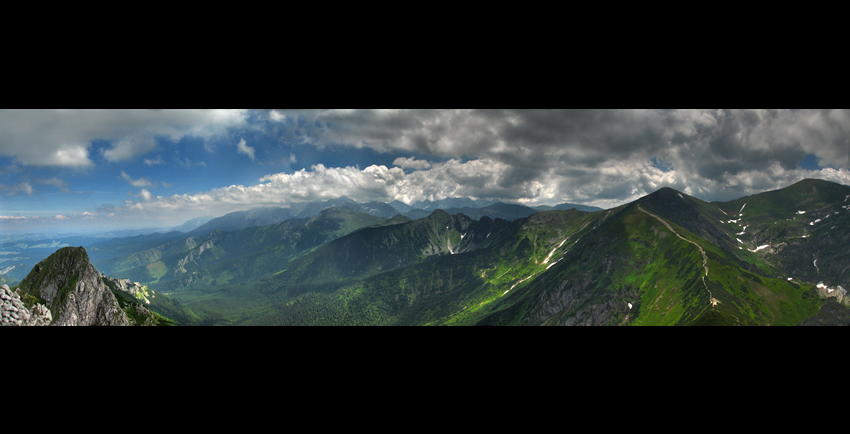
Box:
xmin=51 ymin=276 xmax=129 ymax=326
xmin=102 ymin=275 xmax=153 ymax=305
xmin=1 ymin=284 xmax=52 ymax=326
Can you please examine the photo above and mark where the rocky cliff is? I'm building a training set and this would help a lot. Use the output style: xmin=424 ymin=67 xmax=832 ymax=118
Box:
xmin=14 ymin=247 xmax=162 ymax=326
xmin=1 ymin=284 xmax=52 ymax=326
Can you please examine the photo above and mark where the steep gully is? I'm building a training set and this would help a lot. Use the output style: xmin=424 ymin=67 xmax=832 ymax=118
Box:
xmin=501 ymin=218 xmax=598 ymax=297
xmin=638 ymin=205 xmax=719 ymax=307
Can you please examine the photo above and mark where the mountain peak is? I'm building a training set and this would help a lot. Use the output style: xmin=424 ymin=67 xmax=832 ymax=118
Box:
xmin=654 ymin=186 xmax=684 ymax=196
xmin=16 ymin=247 xmax=163 ymax=326
xmin=641 ymin=187 xmax=688 ymax=207
xmin=317 ymin=206 xmax=355 ymax=216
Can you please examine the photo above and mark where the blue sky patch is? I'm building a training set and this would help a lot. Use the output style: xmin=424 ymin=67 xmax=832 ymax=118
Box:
xmin=650 ymin=156 xmax=674 ymax=172
xmin=798 ymin=153 xmax=822 ymax=171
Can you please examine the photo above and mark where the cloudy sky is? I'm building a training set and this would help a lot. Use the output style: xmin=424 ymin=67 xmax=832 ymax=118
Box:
xmin=1 ymin=109 xmax=849 ymax=234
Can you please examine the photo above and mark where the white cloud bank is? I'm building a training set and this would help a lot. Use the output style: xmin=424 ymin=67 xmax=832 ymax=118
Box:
xmin=101 ymin=156 xmax=850 ymax=220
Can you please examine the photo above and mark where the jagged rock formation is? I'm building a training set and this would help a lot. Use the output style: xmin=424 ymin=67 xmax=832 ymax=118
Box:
xmin=102 ymin=275 xmax=154 ymax=304
xmin=815 ymin=282 xmax=849 ymax=307
xmin=15 ymin=247 xmax=162 ymax=326
xmin=1 ymin=284 xmax=52 ymax=326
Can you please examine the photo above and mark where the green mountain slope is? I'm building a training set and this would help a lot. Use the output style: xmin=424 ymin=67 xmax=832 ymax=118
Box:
xmin=632 ymin=179 xmax=850 ymax=293
xmin=93 ymin=207 xmax=388 ymax=293
xmin=476 ymin=200 xmax=824 ymax=326
xmin=183 ymin=208 xmax=608 ymax=325
xmin=269 ymin=210 xmax=515 ymax=287
xmin=188 ymin=180 xmax=850 ymax=326
xmin=104 ymin=179 xmax=849 ymax=326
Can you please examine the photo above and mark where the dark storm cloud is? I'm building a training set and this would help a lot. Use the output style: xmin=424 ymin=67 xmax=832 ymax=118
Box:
xmin=263 ymin=109 xmax=849 ymax=206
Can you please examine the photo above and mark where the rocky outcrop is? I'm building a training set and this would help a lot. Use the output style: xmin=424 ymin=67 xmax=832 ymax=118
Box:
xmin=102 ymin=275 xmax=153 ymax=305
xmin=815 ymin=282 xmax=849 ymax=307
xmin=1 ymin=284 xmax=52 ymax=326
xmin=15 ymin=247 xmax=158 ymax=326
xmin=174 ymin=240 xmax=215 ymax=275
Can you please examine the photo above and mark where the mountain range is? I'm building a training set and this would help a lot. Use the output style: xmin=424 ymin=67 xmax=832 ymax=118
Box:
xmin=4 ymin=179 xmax=849 ymax=325
xmin=181 ymin=197 xmax=601 ymax=236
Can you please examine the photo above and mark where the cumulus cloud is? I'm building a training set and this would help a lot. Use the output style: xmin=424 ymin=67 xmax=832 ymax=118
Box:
xmin=35 ymin=177 xmax=70 ymax=192
xmin=136 ymin=189 xmax=153 ymax=201
xmin=91 ymin=151 xmax=850 ymax=228
xmin=0 ymin=109 xmax=248 ymax=167
xmin=236 ymin=138 xmax=255 ymax=161
xmin=102 ymin=137 xmax=157 ymax=162
xmin=144 ymin=155 xmax=165 ymax=166
xmin=0 ymin=182 xmax=34 ymax=196
xmin=100 ymin=159 xmax=561 ymax=223
xmin=119 ymin=171 xmax=153 ymax=188
xmin=175 ymin=153 xmax=206 ymax=169
xmin=269 ymin=110 xmax=286 ymax=122
xmin=9 ymin=109 xmax=850 ymax=232
xmin=393 ymin=157 xmax=431 ymax=170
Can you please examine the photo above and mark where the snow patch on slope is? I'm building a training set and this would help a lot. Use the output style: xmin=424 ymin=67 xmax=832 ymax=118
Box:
xmin=543 ymin=238 xmax=568 ymax=265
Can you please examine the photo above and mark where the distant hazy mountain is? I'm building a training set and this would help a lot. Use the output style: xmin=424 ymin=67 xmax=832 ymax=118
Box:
xmin=294 ymin=197 xmax=402 ymax=219
xmin=388 ymin=200 xmax=415 ymax=213
xmin=398 ymin=198 xmax=597 ymax=221
xmin=189 ymin=199 xmax=405 ymax=236
xmin=411 ymin=197 xmax=497 ymax=211
xmin=189 ymin=207 xmax=297 ymax=235
xmin=401 ymin=209 xmax=432 ymax=220
xmin=402 ymin=202 xmax=540 ymax=222
xmin=89 ymin=228 xmax=174 ymax=238
xmin=171 ymin=215 xmax=214 ymax=233
xmin=93 ymin=207 xmax=388 ymax=292
xmin=534 ymin=203 xmax=603 ymax=213
xmin=0 ymin=275 xmax=18 ymax=288
xmin=442 ymin=202 xmax=539 ymax=221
